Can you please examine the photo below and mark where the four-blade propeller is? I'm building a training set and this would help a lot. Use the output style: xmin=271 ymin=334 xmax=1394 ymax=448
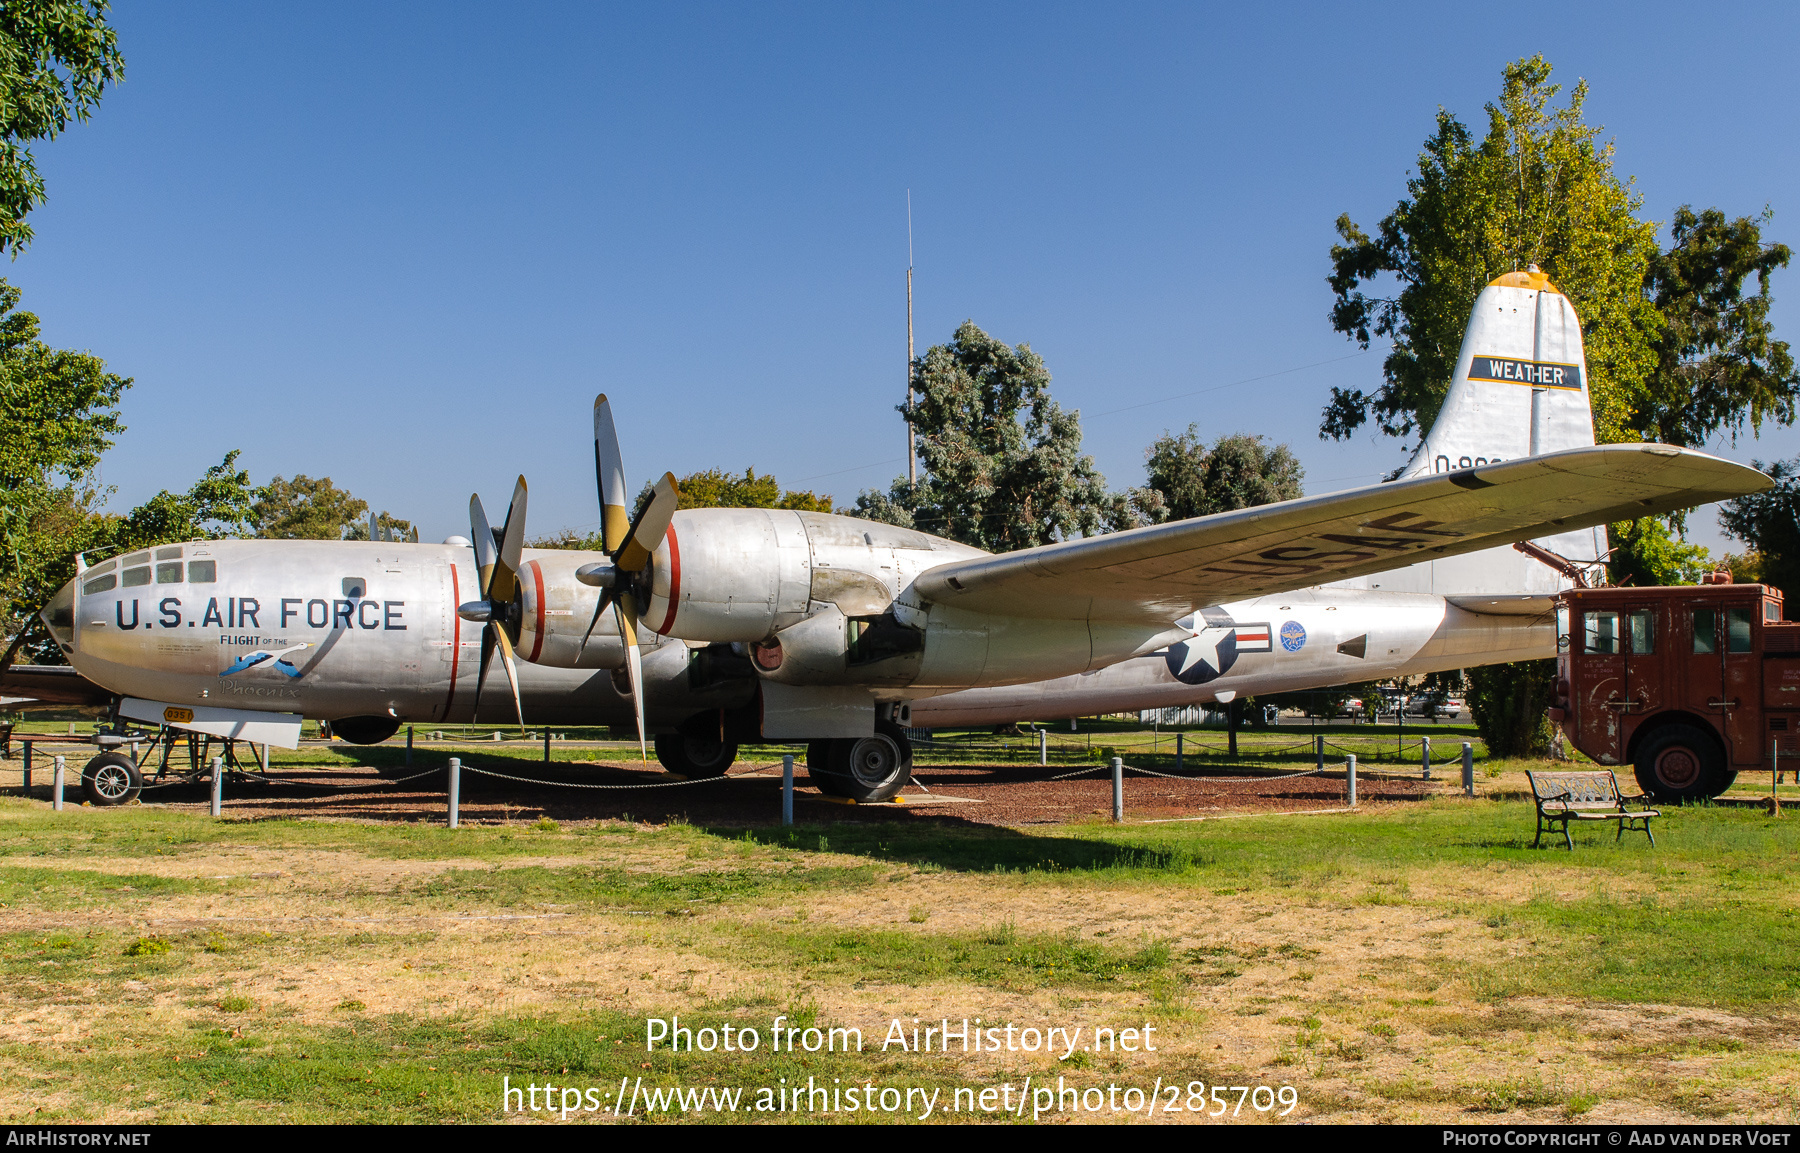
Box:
xmin=456 ymin=477 xmax=528 ymax=729
xmin=576 ymin=394 xmax=680 ymax=761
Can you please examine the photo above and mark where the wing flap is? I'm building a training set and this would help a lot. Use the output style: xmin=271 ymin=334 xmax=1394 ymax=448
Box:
xmin=911 ymin=444 xmax=1768 ymax=622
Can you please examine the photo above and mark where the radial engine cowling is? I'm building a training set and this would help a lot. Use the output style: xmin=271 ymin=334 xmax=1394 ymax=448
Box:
xmin=513 ymin=551 xmax=626 ymax=669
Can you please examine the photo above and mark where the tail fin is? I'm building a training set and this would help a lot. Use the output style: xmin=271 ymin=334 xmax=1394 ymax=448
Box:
xmin=1338 ymin=268 xmax=1605 ymax=598
xmin=1401 ymin=267 xmax=1595 ymax=478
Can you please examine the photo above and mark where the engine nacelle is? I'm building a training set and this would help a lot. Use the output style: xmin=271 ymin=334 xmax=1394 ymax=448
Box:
xmin=641 ymin=508 xmax=977 ymax=643
xmin=514 ymin=551 xmax=626 ymax=669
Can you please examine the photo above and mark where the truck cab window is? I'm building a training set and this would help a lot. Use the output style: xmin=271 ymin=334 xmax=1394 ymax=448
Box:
xmin=1729 ymin=607 xmax=1753 ymax=653
xmin=1584 ymin=611 xmax=1620 ymax=654
xmin=1694 ymin=609 xmax=1717 ymax=654
xmin=1627 ymin=610 xmax=1654 ymax=654
xmin=1767 ymin=601 xmax=1781 ymax=622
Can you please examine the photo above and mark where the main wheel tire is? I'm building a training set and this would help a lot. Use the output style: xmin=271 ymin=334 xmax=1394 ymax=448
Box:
xmin=1634 ymin=724 xmax=1726 ymax=803
xmin=331 ymin=715 xmax=403 ymax=745
xmin=652 ymin=730 xmax=739 ymax=778
xmin=819 ymin=723 xmax=914 ymax=803
xmin=803 ymin=741 xmax=847 ymax=795
xmin=81 ymin=752 xmax=143 ymax=806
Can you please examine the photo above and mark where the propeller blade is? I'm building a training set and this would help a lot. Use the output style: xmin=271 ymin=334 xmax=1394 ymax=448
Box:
xmin=616 ymin=472 xmax=679 ymax=573
xmin=469 ymin=494 xmax=498 ymax=597
xmin=472 ymin=622 xmax=497 ymax=721
xmin=594 ymin=395 xmax=631 ymax=553
xmin=617 ymin=598 xmax=648 ymax=762
xmin=489 ymin=476 xmax=529 ymax=604
xmin=577 ymin=587 xmax=615 ymax=656
xmin=493 ymin=626 xmax=525 ymax=729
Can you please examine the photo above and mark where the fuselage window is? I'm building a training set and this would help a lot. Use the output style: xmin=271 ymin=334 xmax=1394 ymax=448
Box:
xmin=1583 ymin=611 xmax=1619 ymax=654
xmin=1728 ymin=607 xmax=1754 ymax=653
xmin=155 ymin=561 xmax=183 ymax=583
xmin=122 ymin=566 xmax=151 ymax=588
xmin=343 ymin=578 xmax=367 ymax=597
xmin=82 ymin=573 xmax=117 ymax=594
xmin=1694 ymin=609 xmax=1717 ymax=654
xmin=188 ymin=560 xmax=217 ymax=583
xmin=155 ymin=546 xmax=182 ymax=561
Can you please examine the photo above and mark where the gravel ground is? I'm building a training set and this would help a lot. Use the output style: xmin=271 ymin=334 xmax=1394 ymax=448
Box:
xmin=120 ymin=756 xmax=1443 ymax=827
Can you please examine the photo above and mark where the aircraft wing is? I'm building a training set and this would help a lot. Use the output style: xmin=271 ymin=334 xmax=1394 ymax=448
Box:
xmin=910 ymin=444 xmax=1769 ymax=624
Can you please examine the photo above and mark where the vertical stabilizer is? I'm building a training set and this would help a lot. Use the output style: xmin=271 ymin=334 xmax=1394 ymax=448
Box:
xmin=1401 ymin=268 xmax=1595 ymax=478
xmin=1333 ymin=269 xmax=1605 ymax=597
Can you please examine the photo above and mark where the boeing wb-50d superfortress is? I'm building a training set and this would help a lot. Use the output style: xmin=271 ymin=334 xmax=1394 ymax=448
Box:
xmin=30 ymin=270 xmax=1773 ymax=805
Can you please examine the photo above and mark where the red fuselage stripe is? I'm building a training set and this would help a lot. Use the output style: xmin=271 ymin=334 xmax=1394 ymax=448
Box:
xmin=657 ymin=527 xmax=681 ymax=636
xmin=527 ymin=560 xmax=547 ymax=663
xmin=445 ymin=563 xmax=461 ymax=715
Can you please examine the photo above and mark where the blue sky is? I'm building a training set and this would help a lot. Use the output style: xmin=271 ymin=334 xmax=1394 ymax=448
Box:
xmin=10 ymin=2 xmax=1800 ymax=552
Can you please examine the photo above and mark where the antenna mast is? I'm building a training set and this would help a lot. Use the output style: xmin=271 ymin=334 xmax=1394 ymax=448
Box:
xmin=906 ymin=191 xmax=916 ymax=485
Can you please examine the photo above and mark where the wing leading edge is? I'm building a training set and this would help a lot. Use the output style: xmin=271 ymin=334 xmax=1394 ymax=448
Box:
xmin=909 ymin=443 xmax=1769 ymax=624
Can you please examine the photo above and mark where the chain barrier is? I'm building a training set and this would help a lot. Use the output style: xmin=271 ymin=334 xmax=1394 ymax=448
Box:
xmin=460 ymin=764 xmax=775 ymax=791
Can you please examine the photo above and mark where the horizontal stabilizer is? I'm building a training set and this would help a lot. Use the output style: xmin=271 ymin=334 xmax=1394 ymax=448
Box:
xmin=1445 ymin=594 xmax=1558 ymax=617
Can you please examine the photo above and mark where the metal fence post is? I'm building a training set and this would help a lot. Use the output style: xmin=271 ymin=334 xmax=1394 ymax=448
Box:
xmin=544 ymin=729 xmax=551 ymax=764
xmin=260 ymin=742 xmax=270 ymax=774
xmin=24 ymin=741 xmax=32 ymax=792
xmin=1316 ymin=732 xmax=1324 ymax=772
xmin=1039 ymin=729 xmax=1047 ymax=766
xmin=1422 ymin=735 xmax=1432 ymax=780
xmin=1176 ymin=731 xmax=1184 ymax=773
xmin=52 ymin=755 xmax=64 ymax=812
xmin=1111 ymin=756 xmax=1124 ymax=822
xmin=405 ymin=726 xmax=414 ymax=767
xmin=1461 ymin=742 xmax=1474 ymax=797
xmin=210 ymin=755 xmax=223 ymax=817
xmin=1346 ymin=754 xmax=1357 ymax=808
xmin=782 ymin=755 xmax=794 ymax=826
xmin=448 ymin=757 xmax=461 ymax=829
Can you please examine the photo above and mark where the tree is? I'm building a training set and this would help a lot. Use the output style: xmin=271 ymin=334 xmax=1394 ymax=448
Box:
xmin=1719 ymin=458 xmax=1800 ymax=601
xmin=0 ymin=0 xmax=124 ymax=253
xmin=1605 ymin=517 xmax=1714 ymax=588
xmin=1638 ymin=207 xmax=1798 ymax=447
xmin=252 ymin=475 xmax=368 ymax=540
xmin=110 ymin=451 xmax=257 ymax=551
xmin=854 ymin=320 xmax=1120 ymax=550
xmin=656 ymin=468 xmax=833 ymax=514
xmin=1129 ymin=427 xmax=1303 ymax=524
xmin=1322 ymin=55 xmax=1661 ymax=446
xmin=1467 ymin=660 xmax=1556 ymax=758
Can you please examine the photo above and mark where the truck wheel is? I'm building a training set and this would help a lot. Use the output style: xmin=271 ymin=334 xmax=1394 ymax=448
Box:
xmin=816 ymin=724 xmax=913 ymax=803
xmin=1633 ymin=725 xmax=1726 ymax=803
xmin=652 ymin=731 xmax=738 ymax=778
xmin=81 ymin=752 xmax=143 ymax=806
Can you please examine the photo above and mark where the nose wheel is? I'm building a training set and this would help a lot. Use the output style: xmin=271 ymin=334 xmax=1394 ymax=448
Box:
xmin=81 ymin=752 xmax=143 ymax=806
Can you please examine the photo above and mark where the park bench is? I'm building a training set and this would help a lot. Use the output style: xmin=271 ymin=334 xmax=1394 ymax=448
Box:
xmin=1526 ymin=769 xmax=1659 ymax=850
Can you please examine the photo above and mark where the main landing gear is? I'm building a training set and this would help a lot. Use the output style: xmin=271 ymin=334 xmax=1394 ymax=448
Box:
xmin=806 ymin=722 xmax=914 ymax=804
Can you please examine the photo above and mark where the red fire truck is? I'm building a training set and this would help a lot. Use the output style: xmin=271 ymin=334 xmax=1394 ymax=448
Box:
xmin=1551 ymin=578 xmax=1795 ymax=802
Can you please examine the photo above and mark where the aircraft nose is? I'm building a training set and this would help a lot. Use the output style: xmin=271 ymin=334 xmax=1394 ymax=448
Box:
xmin=40 ymin=576 xmax=77 ymax=653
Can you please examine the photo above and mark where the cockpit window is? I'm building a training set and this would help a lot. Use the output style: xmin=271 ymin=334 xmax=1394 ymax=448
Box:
xmin=155 ymin=561 xmax=183 ymax=583
xmin=82 ymin=573 xmax=117 ymax=594
xmin=155 ymin=546 xmax=182 ymax=560
xmin=121 ymin=551 xmax=150 ymax=567
xmin=84 ymin=557 xmax=117 ymax=575
xmin=122 ymin=566 xmax=151 ymax=587
xmin=188 ymin=560 xmax=217 ymax=583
